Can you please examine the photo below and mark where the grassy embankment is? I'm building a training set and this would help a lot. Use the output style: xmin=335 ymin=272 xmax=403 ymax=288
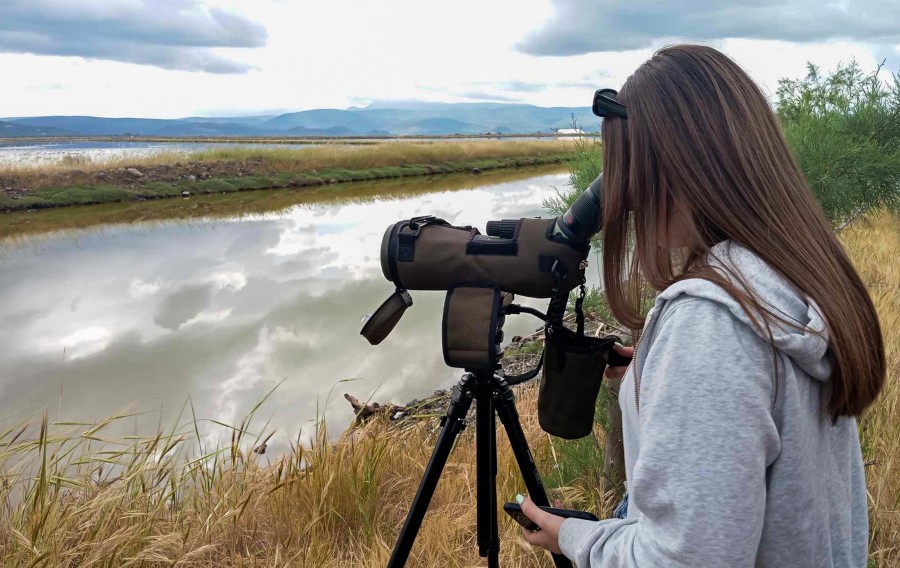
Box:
xmin=0 ymin=210 xmax=897 ymax=566
xmin=0 ymin=163 xmax=567 ymax=242
xmin=0 ymin=140 xmax=575 ymax=211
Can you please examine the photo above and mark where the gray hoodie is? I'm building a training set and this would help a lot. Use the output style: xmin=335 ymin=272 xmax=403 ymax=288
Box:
xmin=558 ymin=240 xmax=868 ymax=567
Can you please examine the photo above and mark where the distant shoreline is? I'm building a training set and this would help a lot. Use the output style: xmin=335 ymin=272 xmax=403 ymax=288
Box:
xmin=0 ymin=133 xmax=599 ymax=145
xmin=0 ymin=139 xmax=578 ymax=212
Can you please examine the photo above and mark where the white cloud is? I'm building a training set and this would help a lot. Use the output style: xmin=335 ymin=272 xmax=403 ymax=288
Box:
xmin=205 ymin=271 xmax=247 ymax=291
xmin=59 ymin=326 xmax=112 ymax=360
xmin=517 ymin=0 xmax=900 ymax=55
xmin=0 ymin=0 xmax=266 ymax=73
xmin=129 ymin=278 xmax=163 ymax=299
xmin=0 ymin=0 xmax=895 ymax=118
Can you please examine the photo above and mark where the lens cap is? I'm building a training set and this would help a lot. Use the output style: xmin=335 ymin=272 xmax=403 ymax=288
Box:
xmin=360 ymin=289 xmax=413 ymax=345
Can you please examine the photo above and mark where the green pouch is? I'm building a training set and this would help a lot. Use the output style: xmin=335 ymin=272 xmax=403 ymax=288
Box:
xmin=538 ymin=328 xmax=619 ymax=439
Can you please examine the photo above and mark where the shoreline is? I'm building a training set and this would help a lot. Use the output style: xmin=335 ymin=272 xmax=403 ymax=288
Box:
xmin=1 ymin=140 xmax=576 ymax=212
xmin=1 ymin=133 xmax=598 ymax=145
xmin=0 ymin=155 xmax=568 ymax=212
xmin=0 ymin=163 xmax=568 ymax=240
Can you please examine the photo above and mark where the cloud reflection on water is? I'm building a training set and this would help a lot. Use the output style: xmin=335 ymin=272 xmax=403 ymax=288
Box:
xmin=0 ymin=172 xmax=570 ymax=451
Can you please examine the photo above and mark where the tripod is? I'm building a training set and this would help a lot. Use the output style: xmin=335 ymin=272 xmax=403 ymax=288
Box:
xmin=387 ymin=314 xmax=571 ymax=567
xmin=363 ymin=261 xmax=619 ymax=566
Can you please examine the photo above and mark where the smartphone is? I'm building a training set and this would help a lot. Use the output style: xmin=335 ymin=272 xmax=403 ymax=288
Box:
xmin=503 ymin=502 xmax=599 ymax=531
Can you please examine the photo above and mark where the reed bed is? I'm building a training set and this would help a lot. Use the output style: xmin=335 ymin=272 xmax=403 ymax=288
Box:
xmin=2 ymin=140 xmax=576 ymax=189
xmin=0 ymin=385 xmax=603 ymax=567
xmin=0 ymin=210 xmax=897 ymax=567
xmin=839 ymin=211 xmax=900 ymax=565
xmin=186 ymin=140 xmax=575 ymax=172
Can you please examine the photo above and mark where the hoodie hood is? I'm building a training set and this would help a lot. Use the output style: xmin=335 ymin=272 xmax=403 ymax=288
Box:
xmin=654 ymin=240 xmax=832 ymax=381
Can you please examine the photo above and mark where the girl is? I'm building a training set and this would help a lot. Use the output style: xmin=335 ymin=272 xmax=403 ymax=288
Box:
xmin=518 ymin=44 xmax=884 ymax=567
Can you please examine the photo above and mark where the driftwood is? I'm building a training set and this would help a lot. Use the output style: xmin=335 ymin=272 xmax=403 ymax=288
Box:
xmin=344 ymin=393 xmax=407 ymax=425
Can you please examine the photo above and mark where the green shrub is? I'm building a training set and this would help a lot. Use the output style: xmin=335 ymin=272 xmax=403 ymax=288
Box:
xmin=777 ymin=61 xmax=900 ymax=227
xmin=544 ymin=129 xmax=602 ymax=216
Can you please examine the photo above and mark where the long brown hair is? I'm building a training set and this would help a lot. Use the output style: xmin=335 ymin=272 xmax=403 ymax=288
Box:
xmin=601 ymin=44 xmax=884 ymax=419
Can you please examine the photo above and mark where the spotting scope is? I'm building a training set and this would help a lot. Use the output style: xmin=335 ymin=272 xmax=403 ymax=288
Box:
xmin=379 ymin=173 xmax=604 ymax=299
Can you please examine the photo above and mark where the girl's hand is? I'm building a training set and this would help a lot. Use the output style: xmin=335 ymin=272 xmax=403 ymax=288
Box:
xmin=518 ymin=496 xmax=565 ymax=554
xmin=605 ymin=344 xmax=634 ymax=380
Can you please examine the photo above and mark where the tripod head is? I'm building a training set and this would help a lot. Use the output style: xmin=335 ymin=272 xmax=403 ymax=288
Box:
xmin=441 ymin=284 xmax=520 ymax=371
xmin=442 ymin=284 xmax=557 ymax=388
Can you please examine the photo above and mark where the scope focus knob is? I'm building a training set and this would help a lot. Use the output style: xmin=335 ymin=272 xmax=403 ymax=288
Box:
xmin=485 ymin=219 xmax=519 ymax=239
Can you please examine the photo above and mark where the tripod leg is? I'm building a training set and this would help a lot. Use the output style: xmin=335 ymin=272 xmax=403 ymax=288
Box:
xmin=495 ymin=380 xmax=573 ymax=568
xmin=475 ymin=382 xmax=500 ymax=568
xmin=387 ymin=376 xmax=475 ymax=568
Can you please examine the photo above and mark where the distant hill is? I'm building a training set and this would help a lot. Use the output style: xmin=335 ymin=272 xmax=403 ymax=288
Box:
xmin=0 ymin=120 xmax=72 ymax=137
xmin=3 ymin=116 xmax=179 ymax=136
xmin=2 ymin=101 xmax=599 ymax=137
xmin=266 ymin=102 xmax=599 ymax=135
xmin=175 ymin=115 xmax=276 ymax=126
xmin=153 ymin=122 xmax=271 ymax=137
xmin=284 ymin=125 xmax=378 ymax=136
xmin=263 ymin=109 xmax=381 ymax=132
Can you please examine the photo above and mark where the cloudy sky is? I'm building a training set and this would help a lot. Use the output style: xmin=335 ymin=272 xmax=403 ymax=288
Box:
xmin=2 ymin=0 xmax=898 ymax=118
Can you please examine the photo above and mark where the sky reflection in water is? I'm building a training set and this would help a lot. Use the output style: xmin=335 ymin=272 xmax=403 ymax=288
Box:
xmin=0 ymin=171 xmax=578 ymax=451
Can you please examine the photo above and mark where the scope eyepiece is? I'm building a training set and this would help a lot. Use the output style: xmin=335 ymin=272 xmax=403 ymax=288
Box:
xmin=485 ymin=219 xmax=519 ymax=239
xmin=484 ymin=174 xmax=604 ymax=249
xmin=552 ymin=173 xmax=604 ymax=246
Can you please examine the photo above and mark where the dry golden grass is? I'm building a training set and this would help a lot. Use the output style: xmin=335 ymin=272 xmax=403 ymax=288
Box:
xmin=1 ymin=140 xmax=576 ymax=189
xmin=0 ymin=385 xmax=603 ymax=567
xmin=0 ymin=210 xmax=896 ymax=567
xmin=185 ymin=140 xmax=576 ymax=172
xmin=840 ymin=211 xmax=900 ymax=565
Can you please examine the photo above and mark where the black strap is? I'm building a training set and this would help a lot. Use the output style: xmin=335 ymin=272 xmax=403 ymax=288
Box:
xmin=507 ymin=261 xmax=560 ymax=386
xmin=510 ymin=257 xmax=587 ymax=385
xmin=398 ymin=232 xmax=416 ymax=262
xmin=547 ymin=259 xmax=567 ymax=330
xmin=505 ymin=350 xmax=544 ymax=386
xmin=575 ymin=283 xmax=586 ymax=336
xmin=398 ymin=216 xmax=454 ymax=262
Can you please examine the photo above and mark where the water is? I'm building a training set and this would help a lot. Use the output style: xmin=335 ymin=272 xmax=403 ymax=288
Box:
xmin=0 ymin=168 xmax=590 ymax=452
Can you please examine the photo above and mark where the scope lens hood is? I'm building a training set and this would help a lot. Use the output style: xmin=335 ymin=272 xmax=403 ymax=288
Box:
xmin=381 ymin=221 xmax=402 ymax=284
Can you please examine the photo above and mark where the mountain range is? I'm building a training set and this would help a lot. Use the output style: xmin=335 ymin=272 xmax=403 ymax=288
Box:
xmin=0 ymin=101 xmax=599 ymax=138
xmin=0 ymin=120 xmax=71 ymax=137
